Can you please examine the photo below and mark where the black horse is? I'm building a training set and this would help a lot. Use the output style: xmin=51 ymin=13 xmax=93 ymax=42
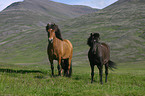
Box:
xmin=87 ymin=33 xmax=116 ymax=84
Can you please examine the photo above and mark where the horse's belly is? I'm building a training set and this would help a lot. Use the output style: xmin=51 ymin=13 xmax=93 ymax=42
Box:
xmin=62 ymin=53 xmax=70 ymax=59
xmin=62 ymin=40 xmax=72 ymax=59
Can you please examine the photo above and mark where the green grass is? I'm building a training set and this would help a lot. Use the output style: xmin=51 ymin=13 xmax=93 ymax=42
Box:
xmin=0 ymin=1 xmax=145 ymax=95
xmin=0 ymin=61 xmax=145 ymax=96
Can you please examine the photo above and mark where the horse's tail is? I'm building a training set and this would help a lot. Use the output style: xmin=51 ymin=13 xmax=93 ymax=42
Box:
xmin=64 ymin=59 xmax=72 ymax=77
xmin=108 ymin=60 xmax=117 ymax=70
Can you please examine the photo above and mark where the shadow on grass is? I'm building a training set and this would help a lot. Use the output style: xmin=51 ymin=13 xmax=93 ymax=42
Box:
xmin=0 ymin=68 xmax=44 ymax=74
xmin=34 ymin=75 xmax=46 ymax=79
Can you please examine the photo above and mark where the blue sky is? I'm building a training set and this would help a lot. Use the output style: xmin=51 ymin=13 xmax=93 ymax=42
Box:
xmin=0 ymin=0 xmax=118 ymax=11
xmin=51 ymin=0 xmax=118 ymax=9
xmin=0 ymin=0 xmax=23 ymax=11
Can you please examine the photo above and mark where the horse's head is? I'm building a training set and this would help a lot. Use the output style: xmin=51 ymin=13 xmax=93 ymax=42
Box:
xmin=87 ymin=33 xmax=100 ymax=54
xmin=46 ymin=23 xmax=63 ymax=43
xmin=46 ymin=23 xmax=57 ymax=43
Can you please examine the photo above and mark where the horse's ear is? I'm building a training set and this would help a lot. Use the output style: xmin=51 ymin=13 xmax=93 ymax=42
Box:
xmin=46 ymin=23 xmax=50 ymax=28
xmin=51 ymin=22 xmax=55 ymax=26
xmin=90 ymin=33 xmax=93 ymax=36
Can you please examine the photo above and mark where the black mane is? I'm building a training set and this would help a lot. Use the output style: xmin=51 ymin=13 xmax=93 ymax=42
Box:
xmin=87 ymin=35 xmax=92 ymax=47
xmin=46 ymin=23 xmax=63 ymax=40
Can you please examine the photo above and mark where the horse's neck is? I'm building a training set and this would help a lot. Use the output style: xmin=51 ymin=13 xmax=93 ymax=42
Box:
xmin=91 ymin=42 xmax=102 ymax=55
xmin=51 ymin=37 xmax=61 ymax=48
xmin=91 ymin=42 xmax=101 ymax=48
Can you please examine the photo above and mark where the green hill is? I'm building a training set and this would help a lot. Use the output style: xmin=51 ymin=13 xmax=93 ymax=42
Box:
xmin=0 ymin=0 xmax=98 ymax=43
xmin=61 ymin=0 xmax=145 ymax=63
xmin=0 ymin=0 xmax=144 ymax=64
xmin=0 ymin=0 xmax=98 ymax=63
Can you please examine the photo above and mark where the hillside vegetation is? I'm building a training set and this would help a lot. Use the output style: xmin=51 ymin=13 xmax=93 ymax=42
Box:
xmin=61 ymin=0 xmax=145 ymax=63
xmin=0 ymin=0 xmax=144 ymax=64
xmin=0 ymin=0 xmax=97 ymax=63
xmin=0 ymin=0 xmax=145 ymax=95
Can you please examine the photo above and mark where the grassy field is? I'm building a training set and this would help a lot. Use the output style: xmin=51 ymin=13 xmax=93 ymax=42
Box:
xmin=0 ymin=0 xmax=144 ymax=95
xmin=0 ymin=61 xmax=145 ymax=96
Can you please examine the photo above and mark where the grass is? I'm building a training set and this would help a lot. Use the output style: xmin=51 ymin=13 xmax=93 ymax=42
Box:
xmin=0 ymin=61 xmax=145 ymax=96
xmin=0 ymin=1 xmax=145 ymax=95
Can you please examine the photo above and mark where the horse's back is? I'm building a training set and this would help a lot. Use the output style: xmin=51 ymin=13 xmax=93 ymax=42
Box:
xmin=63 ymin=39 xmax=73 ymax=50
xmin=101 ymin=43 xmax=110 ymax=64
xmin=101 ymin=43 xmax=110 ymax=51
xmin=62 ymin=39 xmax=73 ymax=59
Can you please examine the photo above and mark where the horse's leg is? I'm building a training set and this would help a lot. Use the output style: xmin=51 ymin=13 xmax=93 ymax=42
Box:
xmin=57 ymin=64 xmax=61 ymax=76
xmin=105 ymin=63 xmax=108 ymax=83
xmin=69 ymin=61 xmax=72 ymax=77
xmin=49 ymin=59 xmax=54 ymax=77
xmin=63 ymin=59 xmax=67 ymax=76
xmin=58 ymin=57 xmax=62 ymax=76
xmin=67 ymin=58 xmax=72 ymax=77
xmin=91 ymin=64 xmax=94 ymax=83
xmin=98 ymin=64 xmax=103 ymax=84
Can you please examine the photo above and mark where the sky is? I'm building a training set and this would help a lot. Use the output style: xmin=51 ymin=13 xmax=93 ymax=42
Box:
xmin=0 ymin=0 xmax=118 ymax=11
xmin=0 ymin=0 xmax=23 ymax=11
xmin=51 ymin=0 xmax=118 ymax=9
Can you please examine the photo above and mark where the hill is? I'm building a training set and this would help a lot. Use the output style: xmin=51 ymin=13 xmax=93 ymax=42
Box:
xmin=60 ymin=0 xmax=145 ymax=63
xmin=4 ymin=0 xmax=98 ymax=20
xmin=0 ymin=0 xmax=144 ymax=64
xmin=0 ymin=0 xmax=98 ymax=63
xmin=0 ymin=0 xmax=98 ymax=45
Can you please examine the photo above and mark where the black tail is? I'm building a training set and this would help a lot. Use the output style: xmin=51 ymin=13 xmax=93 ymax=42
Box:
xmin=63 ymin=59 xmax=72 ymax=77
xmin=108 ymin=60 xmax=117 ymax=70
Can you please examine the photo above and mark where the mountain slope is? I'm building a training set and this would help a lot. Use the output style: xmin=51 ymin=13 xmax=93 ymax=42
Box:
xmin=60 ymin=0 xmax=145 ymax=63
xmin=0 ymin=0 xmax=98 ymax=40
xmin=0 ymin=0 xmax=98 ymax=63
xmin=0 ymin=0 xmax=144 ymax=64
xmin=4 ymin=0 xmax=98 ymax=20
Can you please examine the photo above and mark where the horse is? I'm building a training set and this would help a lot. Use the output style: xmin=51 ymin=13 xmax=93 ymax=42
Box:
xmin=87 ymin=33 xmax=116 ymax=84
xmin=46 ymin=23 xmax=73 ymax=77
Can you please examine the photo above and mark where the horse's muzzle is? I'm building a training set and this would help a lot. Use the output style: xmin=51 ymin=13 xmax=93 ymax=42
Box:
xmin=93 ymin=50 xmax=96 ymax=54
xmin=48 ymin=38 xmax=53 ymax=43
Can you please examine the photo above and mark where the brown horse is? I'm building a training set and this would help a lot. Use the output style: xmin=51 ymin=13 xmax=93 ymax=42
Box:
xmin=46 ymin=23 xmax=73 ymax=77
xmin=87 ymin=33 xmax=116 ymax=84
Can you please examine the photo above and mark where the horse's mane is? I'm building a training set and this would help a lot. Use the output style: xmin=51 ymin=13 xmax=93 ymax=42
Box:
xmin=54 ymin=24 xmax=63 ymax=40
xmin=87 ymin=33 xmax=100 ymax=47
xmin=46 ymin=23 xmax=63 ymax=40
xmin=87 ymin=35 xmax=92 ymax=47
